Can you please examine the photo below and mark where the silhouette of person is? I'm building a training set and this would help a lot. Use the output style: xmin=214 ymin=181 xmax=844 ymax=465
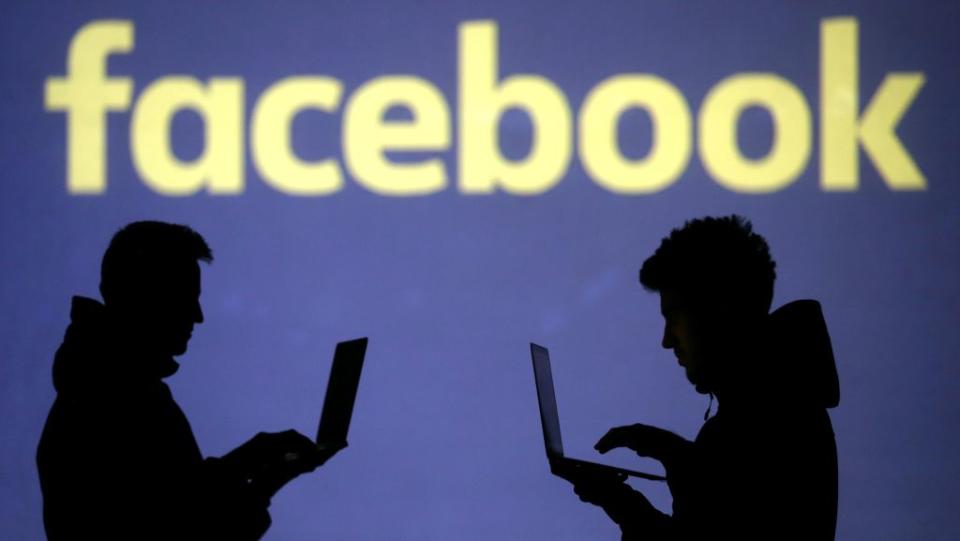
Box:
xmin=37 ymin=221 xmax=340 ymax=540
xmin=561 ymin=215 xmax=839 ymax=540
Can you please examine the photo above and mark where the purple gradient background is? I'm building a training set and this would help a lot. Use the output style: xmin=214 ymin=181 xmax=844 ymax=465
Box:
xmin=2 ymin=1 xmax=958 ymax=539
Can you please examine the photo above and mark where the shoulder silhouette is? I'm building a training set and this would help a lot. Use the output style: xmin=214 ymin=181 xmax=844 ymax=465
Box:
xmin=565 ymin=215 xmax=840 ymax=541
xmin=37 ymin=221 xmax=334 ymax=540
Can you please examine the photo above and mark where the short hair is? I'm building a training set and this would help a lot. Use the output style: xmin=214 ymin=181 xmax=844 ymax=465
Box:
xmin=100 ymin=221 xmax=212 ymax=302
xmin=639 ymin=215 xmax=776 ymax=317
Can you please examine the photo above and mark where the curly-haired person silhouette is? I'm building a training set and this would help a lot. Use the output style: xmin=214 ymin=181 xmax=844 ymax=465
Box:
xmin=37 ymin=221 xmax=340 ymax=540
xmin=562 ymin=215 xmax=839 ymax=541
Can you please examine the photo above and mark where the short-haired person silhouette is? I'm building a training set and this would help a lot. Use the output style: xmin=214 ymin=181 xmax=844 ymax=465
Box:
xmin=37 ymin=221 xmax=340 ymax=540
xmin=564 ymin=216 xmax=840 ymax=540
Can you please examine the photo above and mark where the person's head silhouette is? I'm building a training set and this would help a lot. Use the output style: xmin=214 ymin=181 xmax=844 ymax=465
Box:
xmin=640 ymin=215 xmax=776 ymax=395
xmin=99 ymin=221 xmax=212 ymax=357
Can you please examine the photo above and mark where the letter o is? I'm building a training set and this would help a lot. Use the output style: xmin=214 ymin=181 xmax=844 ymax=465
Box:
xmin=699 ymin=74 xmax=812 ymax=193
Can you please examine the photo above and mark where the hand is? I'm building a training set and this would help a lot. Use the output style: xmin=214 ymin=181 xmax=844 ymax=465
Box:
xmin=223 ymin=430 xmax=330 ymax=499
xmin=568 ymin=469 xmax=629 ymax=506
xmin=564 ymin=469 xmax=656 ymax=528
xmin=595 ymin=423 xmax=690 ymax=466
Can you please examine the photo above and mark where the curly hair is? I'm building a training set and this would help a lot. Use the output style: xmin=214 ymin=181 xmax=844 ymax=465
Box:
xmin=639 ymin=215 xmax=776 ymax=317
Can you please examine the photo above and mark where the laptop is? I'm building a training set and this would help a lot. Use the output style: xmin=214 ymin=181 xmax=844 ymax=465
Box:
xmin=316 ymin=337 xmax=368 ymax=450
xmin=530 ymin=342 xmax=665 ymax=481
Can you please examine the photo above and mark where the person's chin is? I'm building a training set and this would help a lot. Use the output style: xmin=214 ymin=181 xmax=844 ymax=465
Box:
xmin=685 ymin=370 xmax=710 ymax=394
xmin=170 ymin=340 xmax=190 ymax=357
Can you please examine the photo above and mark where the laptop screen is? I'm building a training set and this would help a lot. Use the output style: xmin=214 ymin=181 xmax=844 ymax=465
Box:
xmin=530 ymin=343 xmax=564 ymax=459
xmin=316 ymin=337 xmax=368 ymax=446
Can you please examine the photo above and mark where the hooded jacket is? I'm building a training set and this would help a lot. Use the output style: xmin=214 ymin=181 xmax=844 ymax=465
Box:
xmin=37 ymin=297 xmax=271 ymax=540
xmin=623 ymin=300 xmax=840 ymax=540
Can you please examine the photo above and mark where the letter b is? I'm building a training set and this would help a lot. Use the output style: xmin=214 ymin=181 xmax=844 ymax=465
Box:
xmin=458 ymin=21 xmax=572 ymax=195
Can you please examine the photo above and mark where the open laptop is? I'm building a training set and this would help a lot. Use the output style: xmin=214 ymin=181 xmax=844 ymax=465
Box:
xmin=530 ymin=343 xmax=665 ymax=481
xmin=315 ymin=337 xmax=368 ymax=450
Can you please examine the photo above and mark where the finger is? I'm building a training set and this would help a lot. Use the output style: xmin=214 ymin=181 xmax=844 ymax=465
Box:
xmin=573 ymin=484 xmax=596 ymax=500
xmin=316 ymin=442 xmax=346 ymax=463
xmin=317 ymin=441 xmax=347 ymax=454
xmin=279 ymin=432 xmax=321 ymax=454
xmin=595 ymin=428 xmax=627 ymax=453
xmin=295 ymin=439 xmax=322 ymax=455
xmin=576 ymin=488 xmax=599 ymax=503
xmin=573 ymin=480 xmax=618 ymax=504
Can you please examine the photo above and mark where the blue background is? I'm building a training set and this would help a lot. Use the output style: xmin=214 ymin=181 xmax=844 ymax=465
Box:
xmin=2 ymin=1 xmax=958 ymax=539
